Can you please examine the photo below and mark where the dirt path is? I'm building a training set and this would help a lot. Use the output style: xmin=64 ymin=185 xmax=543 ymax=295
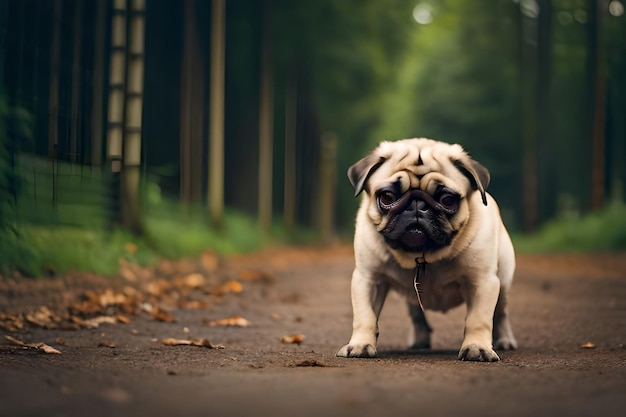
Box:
xmin=1 ymin=247 xmax=625 ymax=417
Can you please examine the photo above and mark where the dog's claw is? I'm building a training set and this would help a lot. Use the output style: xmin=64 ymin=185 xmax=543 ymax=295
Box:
xmin=336 ymin=343 xmax=377 ymax=358
xmin=458 ymin=344 xmax=500 ymax=362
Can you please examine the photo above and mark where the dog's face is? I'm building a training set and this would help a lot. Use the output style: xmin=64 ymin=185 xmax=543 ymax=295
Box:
xmin=349 ymin=138 xmax=490 ymax=263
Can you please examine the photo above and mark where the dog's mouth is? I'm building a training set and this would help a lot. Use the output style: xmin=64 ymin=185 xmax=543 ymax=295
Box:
xmin=383 ymin=225 xmax=430 ymax=252
xmin=399 ymin=227 xmax=427 ymax=249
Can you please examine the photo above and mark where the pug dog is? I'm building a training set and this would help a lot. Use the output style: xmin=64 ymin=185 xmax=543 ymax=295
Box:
xmin=336 ymin=138 xmax=517 ymax=362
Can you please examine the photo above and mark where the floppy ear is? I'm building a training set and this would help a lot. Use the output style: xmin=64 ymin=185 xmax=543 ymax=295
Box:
xmin=347 ymin=155 xmax=386 ymax=197
xmin=453 ymin=156 xmax=490 ymax=206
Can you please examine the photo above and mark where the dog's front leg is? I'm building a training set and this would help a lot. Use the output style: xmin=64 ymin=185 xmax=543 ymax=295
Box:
xmin=336 ymin=268 xmax=388 ymax=358
xmin=458 ymin=274 xmax=501 ymax=362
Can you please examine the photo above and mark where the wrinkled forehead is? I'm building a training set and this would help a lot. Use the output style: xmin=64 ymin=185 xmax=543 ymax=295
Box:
xmin=368 ymin=142 xmax=468 ymax=194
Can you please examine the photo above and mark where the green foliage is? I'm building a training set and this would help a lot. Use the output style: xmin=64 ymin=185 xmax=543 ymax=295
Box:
xmin=14 ymin=153 xmax=109 ymax=228
xmin=13 ymin=226 xmax=156 ymax=276
xmin=513 ymin=203 xmax=626 ymax=253
xmin=144 ymin=202 xmax=267 ymax=259
xmin=2 ymin=208 xmax=271 ymax=277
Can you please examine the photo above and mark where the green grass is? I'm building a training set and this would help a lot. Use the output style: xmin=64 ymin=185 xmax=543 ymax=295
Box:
xmin=144 ymin=205 xmax=268 ymax=259
xmin=1 ymin=202 xmax=322 ymax=277
xmin=6 ymin=226 xmax=158 ymax=276
xmin=512 ymin=202 xmax=626 ymax=253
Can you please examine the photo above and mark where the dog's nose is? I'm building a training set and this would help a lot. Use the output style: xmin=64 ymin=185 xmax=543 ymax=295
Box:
xmin=416 ymin=200 xmax=428 ymax=213
xmin=407 ymin=199 xmax=429 ymax=215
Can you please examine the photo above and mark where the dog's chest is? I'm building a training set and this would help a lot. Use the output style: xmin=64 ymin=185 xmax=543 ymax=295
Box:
xmin=382 ymin=262 xmax=465 ymax=312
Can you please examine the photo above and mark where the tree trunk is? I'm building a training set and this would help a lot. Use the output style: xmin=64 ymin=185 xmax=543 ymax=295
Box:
xmin=107 ymin=0 xmax=127 ymax=173
xmin=91 ymin=0 xmax=107 ymax=167
xmin=106 ymin=0 xmax=127 ymax=227
xmin=47 ymin=0 xmax=62 ymax=159
xmin=258 ymin=0 xmax=273 ymax=234
xmin=316 ymin=132 xmax=337 ymax=243
xmin=520 ymin=2 xmax=539 ymax=232
xmin=208 ymin=0 xmax=225 ymax=227
xmin=121 ymin=0 xmax=146 ymax=236
xmin=588 ymin=0 xmax=608 ymax=210
xmin=283 ymin=69 xmax=297 ymax=235
xmin=70 ymin=0 xmax=83 ymax=163
xmin=180 ymin=0 xmax=205 ymax=206
xmin=0 ymin=0 xmax=6 ymax=84
xmin=536 ymin=0 xmax=553 ymax=221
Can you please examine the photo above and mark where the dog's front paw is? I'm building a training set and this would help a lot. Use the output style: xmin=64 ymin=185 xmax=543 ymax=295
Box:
xmin=458 ymin=343 xmax=500 ymax=362
xmin=336 ymin=343 xmax=377 ymax=358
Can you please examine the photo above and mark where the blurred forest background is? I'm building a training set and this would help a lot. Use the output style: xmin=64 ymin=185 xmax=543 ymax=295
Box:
xmin=0 ymin=0 xmax=625 ymax=276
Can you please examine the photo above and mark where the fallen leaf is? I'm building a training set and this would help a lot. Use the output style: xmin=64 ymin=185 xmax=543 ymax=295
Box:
xmin=162 ymin=338 xmax=193 ymax=346
xmin=204 ymin=316 xmax=250 ymax=327
xmin=25 ymin=306 xmax=59 ymax=329
xmin=98 ymin=340 xmax=116 ymax=348
xmin=36 ymin=343 xmax=62 ymax=354
xmin=74 ymin=315 xmax=117 ymax=329
xmin=98 ymin=289 xmax=127 ymax=307
xmin=0 ymin=313 xmax=24 ymax=331
xmin=119 ymin=262 xmax=138 ymax=282
xmin=212 ymin=280 xmax=243 ymax=296
xmin=162 ymin=338 xmax=224 ymax=349
xmin=144 ymin=280 xmax=171 ymax=297
xmin=4 ymin=335 xmax=62 ymax=354
xmin=237 ymin=269 xmax=274 ymax=283
xmin=581 ymin=342 xmax=596 ymax=349
xmin=116 ymin=314 xmax=131 ymax=324
xmin=222 ymin=280 xmax=243 ymax=293
xmin=190 ymin=339 xmax=225 ymax=349
xmin=178 ymin=299 xmax=208 ymax=310
xmin=152 ymin=308 xmax=176 ymax=323
xmin=182 ymin=273 xmax=205 ymax=288
xmin=280 ymin=334 xmax=305 ymax=345
xmin=4 ymin=335 xmax=25 ymax=345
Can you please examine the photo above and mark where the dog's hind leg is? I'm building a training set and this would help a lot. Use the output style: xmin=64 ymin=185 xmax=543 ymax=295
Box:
xmin=493 ymin=290 xmax=517 ymax=350
xmin=407 ymin=302 xmax=432 ymax=349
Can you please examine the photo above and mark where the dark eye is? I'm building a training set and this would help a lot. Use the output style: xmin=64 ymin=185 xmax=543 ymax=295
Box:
xmin=439 ymin=192 xmax=459 ymax=211
xmin=378 ymin=190 xmax=397 ymax=206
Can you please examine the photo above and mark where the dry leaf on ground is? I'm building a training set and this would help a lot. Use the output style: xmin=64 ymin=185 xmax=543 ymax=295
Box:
xmin=182 ymin=273 xmax=205 ymax=288
xmin=161 ymin=338 xmax=224 ymax=349
xmin=204 ymin=316 xmax=250 ymax=327
xmin=212 ymin=280 xmax=243 ymax=296
xmin=177 ymin=299 xmax=208 ymax=310
xmin=280 ymin=334 xmax=305 ymax=344
xmin=152 ymin=308 xmax=177 ymax=323
xmin=0 ymin=313 xmax=24 ymax=331
xmin=115 ymin=314 xmax=132 ymax=324
xmin=25 ymin=306 xmax=60 ymax=329
xmin=74 ymin=315 xmax=117 ymax=329
xmin=4 ymin=335 xmax=62 ymax=354
xmin=237 ymin=269 xmax=274 ymax=283
xmin=98 ymin=340 xmax=116 ymax=348
xmin=580 ymin=342 xmax=596 ymax=349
